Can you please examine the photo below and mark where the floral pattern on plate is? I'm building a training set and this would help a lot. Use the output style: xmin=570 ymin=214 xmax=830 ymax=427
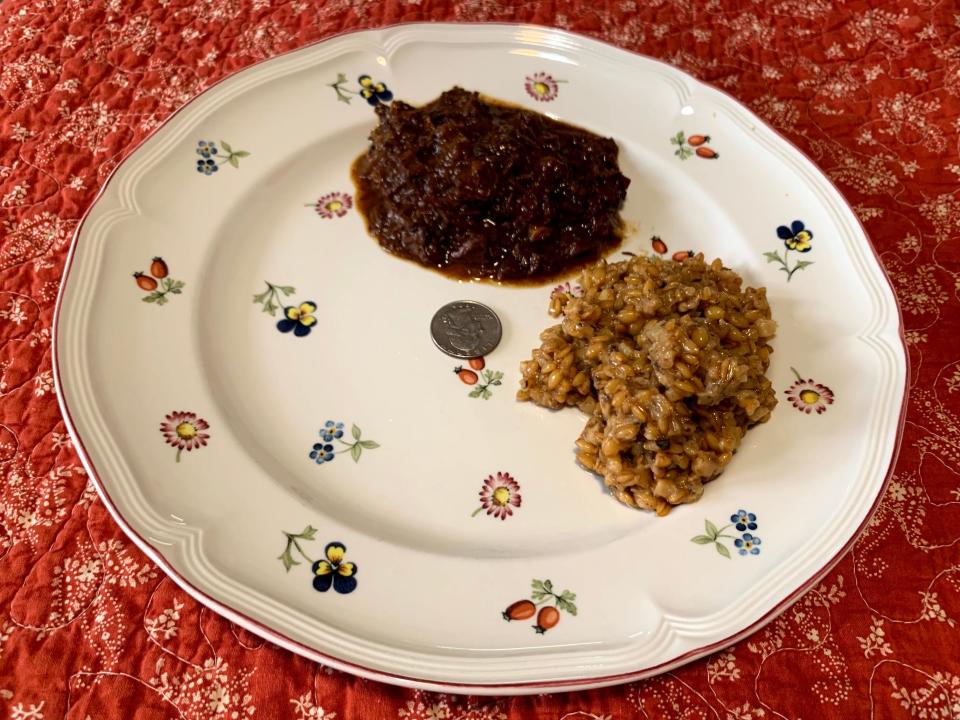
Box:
xmin=647 ymin=236 xmax=697 ymax=262
xmin=764 ymin=220 xmax=814 ymax=281
xmin=524 ymin=72 xmax=565 ymax=102
xmin=785 ymin=368 xmax=835 ymax=414
xmin=309 ymin=421 xmax=379 ymax=465
xmin=451 ymin=356 xmax=504 ymax=399
xmin=159 ymin=411 xmax=210 ymax=462
xmin=471 ymin=472 xmax=521 ymax=519
xmin=310 ymin=191 xmax=352 ymax=218
xmin=502 ymin=579 xmax=577 ymax=634
xmin=277 ymin=302 xmax=318 ymax=337
xmin=329 ymin=73 xmax=393 ymax=106
xmin=133 ymin=257 xmax=185 ymax=306
xmin=195 ymin=139 xmax=249 ymax=174
xmin=551 ymin=281 xmax=583 ymax=299
xmin=691 ymin=509 xmax=763 ymax=559
xmin=252 ymin=282 xmax=317 ymax=337
xmin=671 ymin=131 xmax=718 ymax=160
xmin=278 ymin=526 xmax=358 ymax=594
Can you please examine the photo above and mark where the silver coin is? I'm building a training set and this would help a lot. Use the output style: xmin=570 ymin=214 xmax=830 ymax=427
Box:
xmin=430 ymin=300 xmax=502 ymax=359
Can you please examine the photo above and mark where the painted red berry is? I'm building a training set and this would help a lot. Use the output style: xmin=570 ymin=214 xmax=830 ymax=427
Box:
xmin=503 ymin=600 xmax=536 ymax=621
xmin=651 ymin=236 xmax=668 ymax=255
xmin=535 ymin=606 xmax=560 ymax=633
xmin=454 ymin=367 xmax=478 ymax=385
xmin=672 ymin=251 xmax=693 ymax=262
xmin=687 ymin=134 xmax=710 ymax=147
xmin=150 ymin=257 xmax=169 ymax=279
xmin=134 ymin=272 xmax=158 ymax=291
xmin=468 ymin=357 xmax=485 ymax=371
xmin=695 ymin=146 xmax=718 ymax=159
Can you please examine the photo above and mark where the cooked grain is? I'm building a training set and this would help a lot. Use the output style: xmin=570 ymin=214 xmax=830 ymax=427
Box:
xmin=518 ymin=254 xmax=777 ymax=515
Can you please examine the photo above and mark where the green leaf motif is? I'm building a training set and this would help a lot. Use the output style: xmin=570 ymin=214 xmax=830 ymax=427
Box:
xmin=359 ymin=440 xmax=379 ymax=449
xmin=763 ymin=250 xmax=783 ymax=264
xmin=330 ymin=74 xmax=354 ymax=104
xmin=691 ymin=535 xmax=714 ymax=545
xmin=705 ymin=519 xmax=719 ymax=538
xmin=794 ymin=260 xmax=815 ymax=270
xmin=528 ymin=579 xmax=578 ymax=615
xmin=556 ymin=596 xmax=577 ymax=615
xmin=716 ymin=542 xmax=732 ymax=559
xmin=350 ymin=444 xmax=362 ymax=462
xmin=465 ymin=367 xmax=505 ymax=399
xmin=235 ymin=151 xmax=251 ymax=158
xmin=277 ymin=525 xmax=319 ymax=572
xmin=351 ymin=424 xmax=361 ymax=440
xmin=253 ymin=282 xmax=294 ymax=316
xmin=227 ymin=155 xmax=238 ymax=168
xmin=220 ymin=140 xmax=232 ymax=153
xmin=278 ymin=548 xmax=297 ymax=572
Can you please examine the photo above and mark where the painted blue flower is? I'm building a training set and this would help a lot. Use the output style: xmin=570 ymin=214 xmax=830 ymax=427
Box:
xmin=321 ymin=421 xmax=345 ymax=442
xmin=358 ymin=75 xmax=393 ymax=106
xmin=196 ymin=140 xmax=219 ymax=158
xmin=776 ymin=220 xmax=813 ymax=252
xmin=276 ymin=301 xmax=317 ymax=337
xmin=310 ymin=442 xmax=335 ymax=464
xmin=730 ymin=509 xmax=757 ymax=532
xmin=196 ymin=158 xmax=218 ymax=175
xmin=311 ymin=542 xmax=358 ymax=594
xmin=734 ymin=533 xmax=761 ymax=556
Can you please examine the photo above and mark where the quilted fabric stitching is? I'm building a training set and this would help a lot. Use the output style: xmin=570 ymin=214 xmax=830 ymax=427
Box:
xmin=0 ymin=0 xmax=958 ymax=717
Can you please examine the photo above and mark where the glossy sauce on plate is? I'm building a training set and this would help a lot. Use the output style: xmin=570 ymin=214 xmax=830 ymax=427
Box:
xmin=352 ymin=88 xmax=630 ymax=283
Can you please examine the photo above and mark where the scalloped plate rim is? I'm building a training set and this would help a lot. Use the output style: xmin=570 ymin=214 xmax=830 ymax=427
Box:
xmin=52 ymin=21 xmax=909 ymax=694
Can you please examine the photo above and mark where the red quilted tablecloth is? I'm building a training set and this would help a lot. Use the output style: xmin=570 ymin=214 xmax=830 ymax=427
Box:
xmin=2 ymin=0 xmax=958 ymax=717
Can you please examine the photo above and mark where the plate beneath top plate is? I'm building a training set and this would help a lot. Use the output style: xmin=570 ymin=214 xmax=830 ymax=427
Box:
xmin=54 ymin=23 xmax=907 ymax=694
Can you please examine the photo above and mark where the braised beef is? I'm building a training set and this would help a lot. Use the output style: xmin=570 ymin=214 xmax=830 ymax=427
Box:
xmin=352 ymin=88 xmax=630 ymax=282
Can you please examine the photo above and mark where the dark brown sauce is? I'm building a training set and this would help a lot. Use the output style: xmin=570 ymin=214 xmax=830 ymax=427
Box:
xmin=351 ymin=88 xmax=630 ymax=285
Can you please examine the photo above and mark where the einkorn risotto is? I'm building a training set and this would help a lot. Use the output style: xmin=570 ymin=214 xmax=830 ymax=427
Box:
xmin=518 ymin=254 xmax=778 ymax=515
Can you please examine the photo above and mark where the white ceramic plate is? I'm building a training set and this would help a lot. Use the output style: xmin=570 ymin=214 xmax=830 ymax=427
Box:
xmin=54 ymin=23 xmax=907 ymax=694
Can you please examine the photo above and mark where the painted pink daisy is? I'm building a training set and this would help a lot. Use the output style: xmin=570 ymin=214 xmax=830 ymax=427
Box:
xmin=312 ymin=192 xmax=352 ymax=219
xmin=472 ymin=472 xmax=522 ymax=520
xmin=524 ymin=72 xmax=562 ymax=102
xmin=784 ymin=368 xmax=834 ymax=415
xmin=160 ymin=411 xmax=210 ymax=462
xmin=551 ymin=281 xmax=583 ymax=299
